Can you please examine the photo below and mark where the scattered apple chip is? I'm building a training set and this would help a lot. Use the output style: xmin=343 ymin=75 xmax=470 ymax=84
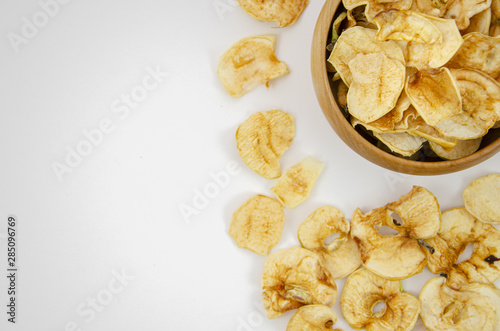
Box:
xmin=373 ymin=10 xmax=443 ymax=44
xmin=434 ymin=69 xmax=500 ymax=139
xmin=229 ymin=194 xmax=285 ymax=256
xmin=236 ymin=109 xmax=295 ymax=179
xmin=405 ymin=67 xmax=462 ymax=126
xmin=297 ymin=206 xmax=361 ymax=279
xmin=351 ymin=186 xmax=441 ymax=280
xmin=463 ymin=174 xmax=500 ymax=224
xmin=237 ymin=0 xmax=309 ymax=27
xmin=424 ymin=207 xmax=500 ymax=290
xmin=399 ymin=16 xmax=463 ymax=69
xmin=374 ymin=131 xmax=426 ymax=156
xmin=286 ymin=305 xmax=340 ymax=331
xmin=429 ymin=137 xmax=481 ymax=160
xmin=341 ymin=268 xmax=420 ymax=331
xmin=447 ymin=32 xmax=500 ymax=80
xmin=327 ymin=26 xmax=405 ymax=87
xmin=271 ymin=156 xmax=324 ymax=209
xmin=217 ymin=35 xmax=289 ymax=98
xmin=420 ymin=276 xmax=500 ymax=331
xmin=262 ymin=246 xmax=337 ymax=319
xmin=347 ymin=52 xmax=406 ymax=123
xmin=443 ymin=0 xmax=492 ymax=30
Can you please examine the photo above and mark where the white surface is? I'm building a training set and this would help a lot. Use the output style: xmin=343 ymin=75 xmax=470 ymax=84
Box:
xmin=0 ymin=0 xmax=499 ymax=330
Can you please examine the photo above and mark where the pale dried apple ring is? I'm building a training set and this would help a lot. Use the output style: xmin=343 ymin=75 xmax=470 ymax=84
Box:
xmin=327 ymin=26 xmax=405 ymax=87
xmin=405 ymin=67 xmax=462 ymax=127
xmin=297 ymin=206 xmax=361 ymax=279
xmin=434 ymin=69 xmax=500 ymax=139
xmin=374 ymin=131 xmax=426 ymax=156
xmin=429 ymin=138 xmax=481 ymax=160
xmin=347 ymin=52 xmax=406 ymax=123
xmin=236 ymin=109 xmax=295 ymax=179
xmin=462 ymin=8 xmax=491 ymax=34
xmin=351 ymin=186 xmax=441 ymax=280
xmin=424 ymin=207 xmax=500 ymax=290
xmin=217 ymin=35 xmax=289 ymax=98
xmin=463 ymin=174 xmax=500 ymax=224
xmin=340 ymin=268 xmax=420 ymax=331
xmin=229 ymin=194 xmax=284 ymax=256
xmin=237 ymin=0 xmax=309 ymax=27
xmin=286 ymin=305 xmax=340 ymax=331
xmin=444 ymin=0 xmax=492 ymax=30
xmin=261 ymin=246 xmax=337 ymax=319
xmin=420 ymin=277 xmax=500 ymax=331
xmin=271 ymin=156 xmax=324 ymax=209
xmin=374 ymin=10 xmax=443 ymax=44
xmin=400 ymin=16 xmax=463 ymax=69
xmin=447 ymin=32 xmax=500 ymax=80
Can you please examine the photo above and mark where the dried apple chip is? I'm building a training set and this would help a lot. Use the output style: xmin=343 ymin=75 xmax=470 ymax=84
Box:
xmin=374 ymin=131 xmax=426 ymax=156
xmin=447 ymin=32 xmax=500 ymax=80
xmin=462 ymin=7 xmax=491 ymax=34
xmin=444 ymin=0 xmax=492 ymax=30
xmin=236 ymin=109 xmax=295 ymax=179
xmin=237 ymin=0 xmax=309 ymax=27
xmin=327 ymin=26 xmax=405 ymax=87
xmin=463 ymin=174 xmax=500 ymax=224
xmin=374 ymin=10 xmax=443 ymax=44
xmin=492 ymin=0 xmax=500 ymax=36
xmin=271 ymin=156 xmax=324 ymax=209
xmin=347 ymin=52 xmax=405 ymax=123
xmin=344 ymin=0 xmax=413 ymax=21
xmin=404 ymin=109 xmax=458 ymax=150
xmin=262 ymin=247 xmax=337 ymax=319
xmin=217 ymin=35 xmax=289 ymax=98
xmin=341 ymin=268 xmax=420 ymax=331
xmin=420 ymin=277 xmax=500 ymax=331
xmin=298 ymin=206 xmax=361 ymax=279
xmin=286 ymin=305 xmax=340 ymax=331
xmin=229 ymin=194 xmax=285 ymax=256
xmin=405 ymin=67 xmax=462 ymax=126
xmin=429 ymin=138 xmax=481 ymax=160
xmin=434 ymin=69 xmax=500 ymax=139
xmin=424 ymin=207 xmax=500 ymax=290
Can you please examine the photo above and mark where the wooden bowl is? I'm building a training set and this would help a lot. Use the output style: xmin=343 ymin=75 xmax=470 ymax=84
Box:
xmin=311 ymin=0 xmax=500 ymax=175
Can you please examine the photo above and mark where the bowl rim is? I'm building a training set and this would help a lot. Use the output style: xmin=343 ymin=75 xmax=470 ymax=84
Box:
xmin=311 ymin=0 xmax=500 ymax=175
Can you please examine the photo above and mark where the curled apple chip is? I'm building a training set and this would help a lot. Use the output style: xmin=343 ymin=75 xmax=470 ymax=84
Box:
xmin=405 ymin=67 xmax=462 ymax=126
xmin=374 ymin=10 xmax=443 ymax=44
xmin=429 ymin=138 xmax=481 ymax=160
xmin=447 ymin=32 xmax=500 ymax=80
xmin=229 ymin=194 xmax=285 ymax=256
xmin=217 ymin=35 xmax=289 ymax=98
xmin=286 ymin=305 xmax=340 ymax=331
xmin=400 ymin=16 xmax=463 ymax=69
xmin=237 ymin=0 xmax=308 ymax=27
xmin=444 ymin=0 xmax=492 ymax=30
xmin=297 ymin=206 xmax=361 ymax=279
xmin=236 ymin=109 xmax=295 ymax=179
xmin=347 ymin=52 xmax=406 ymax=123
xmin=462 ymin=7 xmax=491 ymax=34
xmin=424 ymin=207 xmax=500 ymax=290
xmin=434 ymin=69 xmax=500 ymax=139
xmin=271 ymin=156 xmax=324 ymax=209
xmin=463 ymin=174 xmax=500 ymax=224
xmin=340 ymin=268 xmax=420 ymax=331
xmin=404 ymin=110 xmax=458 ymax=149
xmin=351 ymin=186 xmax=441 ymax=280
xmin=262 ymin=246 xmax=337 ymax=319
xmin=343 ymin=0 xmax=413 ymax=21
xmin=420 ymin=277 xmax=500 ymax=331
xmin=327 ymin=26 xmax=405 ymax=87
xmin=374 ymin=131 xmax=426 ymax=156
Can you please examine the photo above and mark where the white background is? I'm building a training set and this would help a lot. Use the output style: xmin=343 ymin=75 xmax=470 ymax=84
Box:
xmin=0 ymin=0 xmax=499 ymax=330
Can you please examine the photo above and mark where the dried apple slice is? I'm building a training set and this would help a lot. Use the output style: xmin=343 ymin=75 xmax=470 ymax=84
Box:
xmin=262 ymin=247 xmax=337 ymax=319
xmin=229 ymin=194 xmax=285 ymax=256
xmin=444 ymin=0 xmax=492 ymax=30
xmin=374 ymin=131 xmax=426 ymax=156
xmin=463 ymin=174 xmax=500 ymax=224
xmin=462 ymin=7 xmax=491 ymax=34
xmin=429 ymin=138 xmax=481 ymax=160
xmin=341 ymin=268 xmax=420 ymax=331
xmin=420 ymin=277 xmax=500 ymax=331
xmin=343 ymin=0 xmax=413 ymax=21
xmin=492 ymin=0 xmax=500 ymax=36
xmin=236 ymin=109 xmax=295 ymax=179
xmin=286 ymin=305 xmax=340 ymax=331
xmin=297 ymin=206 xmax=361 ymax=279
xmin=217 ymin=35 xmax=289 ymax=98
xmin=237 ymin=0 xmax=309 ymax=27
xmin=271 ymin=156 xmax=324 ymax=209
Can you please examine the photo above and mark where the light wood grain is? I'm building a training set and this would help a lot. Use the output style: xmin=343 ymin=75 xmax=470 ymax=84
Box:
xmin=310 ymin=0 xmax=500 ymax=175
